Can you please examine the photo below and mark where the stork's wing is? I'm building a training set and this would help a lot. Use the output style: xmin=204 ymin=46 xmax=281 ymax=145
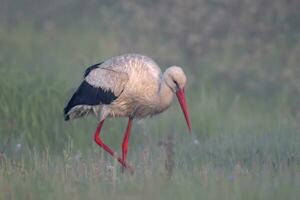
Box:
xmin=84 ymin=65 xmax=129 ymax=96
xmin=64 ymin=63 xmax=129 ymax=120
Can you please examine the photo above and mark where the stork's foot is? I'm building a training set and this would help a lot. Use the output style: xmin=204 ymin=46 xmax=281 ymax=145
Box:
xmin=121 ymin=165 xmax=134 ymax=175
xmin=117 ymin=157 xmax=134 ymax=174
xmin=120 ymin=164 xmax=134 ymax=174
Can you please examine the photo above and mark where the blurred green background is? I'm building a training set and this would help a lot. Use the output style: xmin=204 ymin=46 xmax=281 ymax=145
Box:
xmin=0 ymin=0 xmax=300 ymax=199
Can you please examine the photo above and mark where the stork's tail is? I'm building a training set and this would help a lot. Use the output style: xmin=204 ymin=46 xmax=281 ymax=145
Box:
xmin=64 ymin=93 xmax=102 ymax=120
xmin=63 ymin=83 xmax=93 ymax=121
xmin=64 ymin=96 xmax=79 ymax=121
xmin=64 ymin=79 xmax=117 ymax=121
xmin=64 ymin=104 xmax=96 ymax=121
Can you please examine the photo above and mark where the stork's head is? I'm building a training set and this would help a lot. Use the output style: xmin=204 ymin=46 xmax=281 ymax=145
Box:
xmin=164 ymin=66 xmax=191 ymax=132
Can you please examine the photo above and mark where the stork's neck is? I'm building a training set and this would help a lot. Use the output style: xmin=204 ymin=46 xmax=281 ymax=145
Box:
xmin=157 ymin=77 xmax=174 ymax=112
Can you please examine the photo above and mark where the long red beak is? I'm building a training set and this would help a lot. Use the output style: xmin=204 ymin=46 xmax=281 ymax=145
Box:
xmin=176 ymin=88 xmax=191 ymax=132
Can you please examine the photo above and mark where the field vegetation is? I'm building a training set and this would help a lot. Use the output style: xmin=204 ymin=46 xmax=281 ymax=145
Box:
xmin=0 ymin=0 xmax=299 ymax=199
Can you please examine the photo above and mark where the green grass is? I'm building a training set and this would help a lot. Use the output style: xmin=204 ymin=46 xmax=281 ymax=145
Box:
xmin=0 ymin=25 xmax=300 ymax=199
xmin=1 ymin=129 xmax=299 ymax=200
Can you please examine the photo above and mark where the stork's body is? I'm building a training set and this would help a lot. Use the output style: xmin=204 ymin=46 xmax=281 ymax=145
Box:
xmin=64 ymin=54 xmax=191 ymax=173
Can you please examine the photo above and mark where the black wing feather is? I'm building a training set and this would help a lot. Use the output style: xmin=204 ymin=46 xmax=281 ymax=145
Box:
xmin=83 ymin=62 xmax=103 ymax=77
xmin=64 ymin=80 xmax=117 ymax=120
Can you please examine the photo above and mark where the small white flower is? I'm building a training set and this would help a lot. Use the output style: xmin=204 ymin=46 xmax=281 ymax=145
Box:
xmin=15 ymin=143 xmax=22 ymax=152
xmin=193 ymin=139 xmax=200 ymax=145
xmin=74 ymin=151 xmax=82 ymax=162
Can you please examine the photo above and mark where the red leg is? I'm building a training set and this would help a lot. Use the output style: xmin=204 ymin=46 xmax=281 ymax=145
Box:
xmin=122 ymin=117 xmax=133 ymax=163
xmin=94 ymin=119 xmax=133 ymax=173
xmin=94 ymin=120 xmax=115 ymax=156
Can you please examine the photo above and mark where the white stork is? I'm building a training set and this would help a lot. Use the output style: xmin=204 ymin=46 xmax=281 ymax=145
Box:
xmin=64 ymin=53 xmax=191 ymax=173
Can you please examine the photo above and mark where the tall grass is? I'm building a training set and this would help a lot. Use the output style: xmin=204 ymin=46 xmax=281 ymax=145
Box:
xmin=0 ymin=128 xmax=299 ymax=199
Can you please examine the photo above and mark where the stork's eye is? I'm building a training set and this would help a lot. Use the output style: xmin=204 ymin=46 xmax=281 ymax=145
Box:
xmin=173 ymin=80 xmax=179 ymax=89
